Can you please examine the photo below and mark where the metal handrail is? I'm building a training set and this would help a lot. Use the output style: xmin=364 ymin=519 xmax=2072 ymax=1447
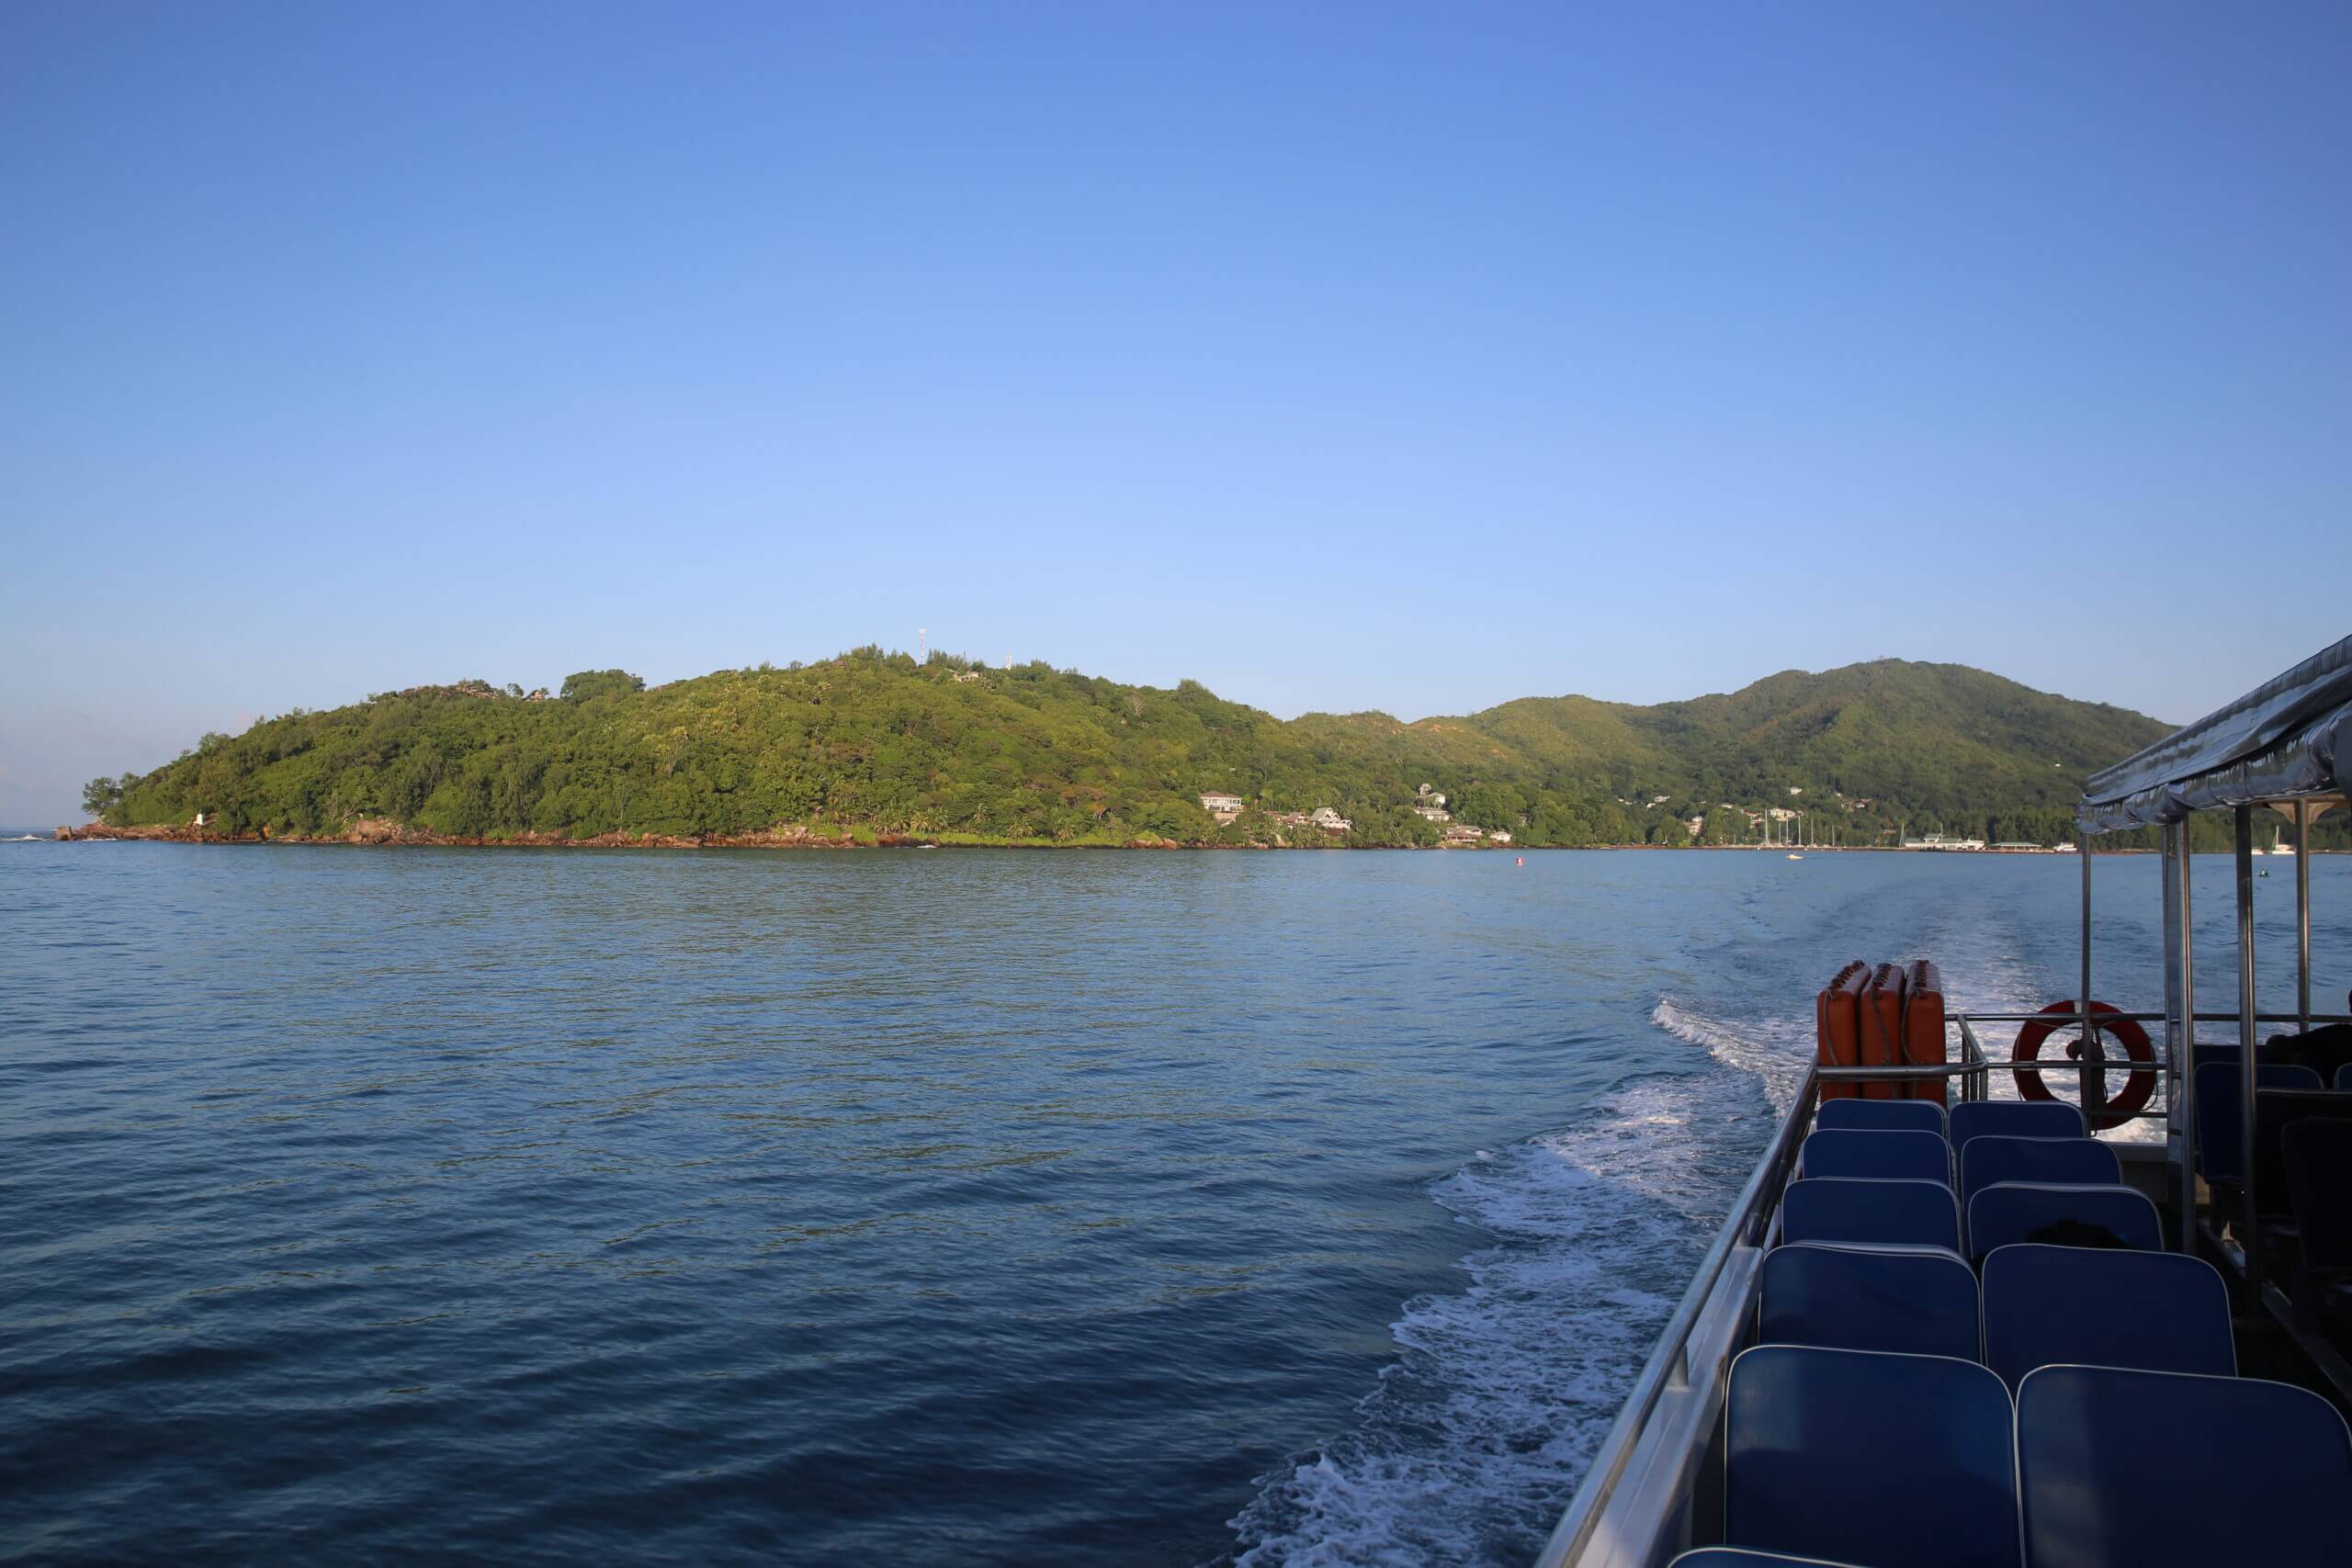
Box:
xmin=1816 ymin=1059 xmax=2171 ymax=1121
xmin=1962 ymin=1010 xmax=2351 ymax=1025
xmin=1532 ymin=1064 xmax=1817 ymax=1568
xmin=1819 ymin=1061 xmax=2161 ymax=1078
xmin=1957 ymin=1015 xmax=1990 ymax=1101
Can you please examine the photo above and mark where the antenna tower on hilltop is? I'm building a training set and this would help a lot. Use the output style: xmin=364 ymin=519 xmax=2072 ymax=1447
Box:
xmin=918 ymin=627 xmax=926 ymax=662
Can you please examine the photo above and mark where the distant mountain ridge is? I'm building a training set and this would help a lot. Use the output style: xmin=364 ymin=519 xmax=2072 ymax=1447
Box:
xmin=88 ymin=654 xmax=2176 ymax=849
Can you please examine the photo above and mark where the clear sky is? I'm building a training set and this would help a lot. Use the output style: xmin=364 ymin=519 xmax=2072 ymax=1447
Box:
xmin=4 ymin=3 xmax=2347 ymax=824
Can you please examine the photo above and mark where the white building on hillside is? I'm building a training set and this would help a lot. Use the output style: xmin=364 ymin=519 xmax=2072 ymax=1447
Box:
xmin=1199 ymin=792 xmax=1246 ymax=825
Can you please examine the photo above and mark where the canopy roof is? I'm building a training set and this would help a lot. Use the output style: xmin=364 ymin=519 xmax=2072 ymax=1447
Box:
xmin=2077 ymin=635 xmax=2352 ymax=835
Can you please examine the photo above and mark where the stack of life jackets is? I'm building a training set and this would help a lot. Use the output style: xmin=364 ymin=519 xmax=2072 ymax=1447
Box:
xmin=1816 ymin=959 xmax=1947 ymax=1102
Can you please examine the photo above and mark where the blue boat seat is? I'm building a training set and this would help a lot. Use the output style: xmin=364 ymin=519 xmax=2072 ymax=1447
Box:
xmin=2283 ymin=1117 xmax=2352 ymax=1273
xmin=1781 ymin=1178 xmax=1962 ymax=1253
xmin=1959 ymin=1134 xmax=2119 ymax=1211
xmin=1815 ymin=1098 xmax=1946 ymax=1136
xmin=2018 ymin=1364 xmax=2352 ymax=1565
xmin=1980 ymin=1244 xmax=2233 ymax=1390
xmin=1966 ymin=1181 xmax=2162 ymax=1261
xmin=1799 ymin=1128 xmax=1950 ymax=1182
xmin=1948 ymin=1100 xmax=2082 ymax=1157
xmin=1726 ymin=1345 xmax=2018 ymax=1568
xmin=2254 ymin=1088 xmax=2352 ymax=1213
xmin=2195 ymin=1061 xmax=2324 ymax=1184
xmin=1760 ymin=1242 xmax=1977 ymax=1359
xmin=1670 ymin=1551 xmax=1867 ymax=1566
xmin=2190 ymin=1040 xmax=2297 ymax=1072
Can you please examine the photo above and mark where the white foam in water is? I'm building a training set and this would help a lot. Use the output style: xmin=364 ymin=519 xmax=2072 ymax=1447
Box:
xmin=1648 ymin=996 xmax=1811 ymax=1115
xmin=1224 ymin=1002 xmax=1795 ymax=1567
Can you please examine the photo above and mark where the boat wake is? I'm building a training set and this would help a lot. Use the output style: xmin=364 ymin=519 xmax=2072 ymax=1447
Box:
xmin=1222 ymin=1000 xmax=1797 ymax=1566
xmin=1647 ymin=996 xmax=1811 ymax=1114
xmin=1224 ymin=904 xmax=2171 ymax=1563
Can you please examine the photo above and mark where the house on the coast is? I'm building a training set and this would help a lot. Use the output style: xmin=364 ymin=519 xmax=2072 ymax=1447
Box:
xmin=1309 ymin=807 xmax=1351 ymax=832
xmin=1199 ymin=791 xmax=1246 ymax=824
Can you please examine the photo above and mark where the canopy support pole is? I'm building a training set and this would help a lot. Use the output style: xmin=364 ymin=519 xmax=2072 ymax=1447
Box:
xmin=2235 ymin=805 xmax=2262 ymax=1303
xmin=2081 ymin=835 xmax=2105 ymax=1124
xmin=2165 ymin=822 xmax=2197 ymax=1253
xmin=2296 ymin=801 xmax=2312 ymax=1032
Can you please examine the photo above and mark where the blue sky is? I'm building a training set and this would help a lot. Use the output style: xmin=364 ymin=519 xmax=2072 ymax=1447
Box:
xmin=4 ymin=3 xmax=2347 ymax=823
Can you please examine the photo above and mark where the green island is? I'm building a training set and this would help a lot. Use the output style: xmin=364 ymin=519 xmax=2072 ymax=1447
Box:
xmin=74 ymin=652 xmax=2335 ymax=852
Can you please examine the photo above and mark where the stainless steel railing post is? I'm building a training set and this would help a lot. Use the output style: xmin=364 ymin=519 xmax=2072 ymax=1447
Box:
xmin=2235 ymin=805 xmax=2262 ymax=1303
xmin=2296 ymin=801 xmax=2312 ymax=1033
xmin=2173 ymin=822 xmax=2198 ymax=1255
xmin=2081 ymin=841 xmax=2107 ymax=1124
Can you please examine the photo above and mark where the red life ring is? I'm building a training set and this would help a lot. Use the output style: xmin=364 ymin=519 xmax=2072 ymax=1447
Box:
xmin=2011 ymin=1000 xmax=2154 ymax=1131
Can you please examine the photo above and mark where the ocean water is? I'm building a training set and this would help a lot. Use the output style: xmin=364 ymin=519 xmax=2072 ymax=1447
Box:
xmin=2 ymin=842 xmax=2342 ymax=1566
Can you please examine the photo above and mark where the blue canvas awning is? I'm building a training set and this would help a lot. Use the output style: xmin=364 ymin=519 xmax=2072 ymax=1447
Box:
xmin=2077 ymin=636 xmax=2352 ymax=835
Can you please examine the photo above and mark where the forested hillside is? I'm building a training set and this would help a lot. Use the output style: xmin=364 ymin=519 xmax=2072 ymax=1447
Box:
xmin=85 ymin=652 xmax=2197 ymax=848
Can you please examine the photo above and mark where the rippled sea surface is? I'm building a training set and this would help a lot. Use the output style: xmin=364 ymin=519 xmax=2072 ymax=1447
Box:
xmin=4 ymin=843 xmax=2344 ymax=1565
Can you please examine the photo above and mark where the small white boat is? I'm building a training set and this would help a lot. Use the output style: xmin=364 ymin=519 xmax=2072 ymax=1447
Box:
xmin=1786 ymin=852 xmax=1804 ymax=860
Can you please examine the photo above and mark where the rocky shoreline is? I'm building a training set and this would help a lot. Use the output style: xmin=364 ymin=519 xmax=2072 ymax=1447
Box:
xmin=52 ymin=818 xmax=1202 ymax=851
xmin=50 ymin=824 xmax=2180 ymax=853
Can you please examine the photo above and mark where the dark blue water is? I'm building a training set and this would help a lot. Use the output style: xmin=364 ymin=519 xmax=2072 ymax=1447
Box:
xmin=3 ymin=844 xmax=2342 ymax=1565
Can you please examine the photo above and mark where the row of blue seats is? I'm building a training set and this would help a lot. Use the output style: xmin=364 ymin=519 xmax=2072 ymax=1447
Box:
xmin=2287 ymin=1117 xmax=2352 ymax=1277
xmin=1685 ymin=1195 xmax=2345 ymax=1562
xmin=1826 ymin=1064 xmax=2352 ymax=1184
xmin=1783 ymin=1174 xmax=2160 ymax=1260
xmin=1661 ymin=1092 xmax=2352 ymax=1565
xmin=2196 ymin=1058 xmax=2352 ymax=1095
xmin=1796 ymin=1104 xmax=2150 ymax=1259
xmin=1804 ymin=1124 xmax=2121 ymax=1208
xmin=1761 ymin=1240 xmax=2227 ymax=1389
xmin=2191 ymin=1059 xmax=2352 ymax=1186
xmin=1817 ymin=1095 xmax=2086 ymax=1147
xmin=1811 ymin=1100 xmax=2104 ymax=1204
xmin=1671 ymin=1348 xmax=2352 ymax=1568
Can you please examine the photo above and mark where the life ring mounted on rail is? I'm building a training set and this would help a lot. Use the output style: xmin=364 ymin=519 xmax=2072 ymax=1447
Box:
xmin=2010 ymin=1000 xmax=2155 ymax=1132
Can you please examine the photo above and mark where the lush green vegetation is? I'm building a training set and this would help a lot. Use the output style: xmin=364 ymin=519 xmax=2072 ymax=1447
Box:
xmin=94 ymin=652 xmax=2296 ymax=850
